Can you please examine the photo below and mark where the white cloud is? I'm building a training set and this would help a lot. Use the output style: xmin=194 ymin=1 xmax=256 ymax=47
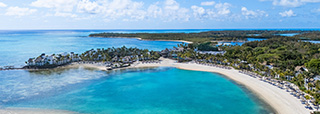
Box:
xmin=77 ymin=0 xmax=101 ymax=14
xmin=147 ymin=2 xmax=163 ymax=18
xmin=301 ymin=0 xmax=320 ymax=2
xmin=279 ymin=10 xmax=296 ymax=17
xmin=191 ymin=2 xmax=233 ymax=20
xmin=164 ymin=0 xmax=179 ymax=10
xmin=263 ymin=0 xmax=320 ymax=7
xmin=30 ymin=0 xmax=77 ymax=12
xmin=163 ymin=0 xmax=190 ymax=21
xmin=0 ymin=2 xmax=7 ymax=7
xmin=241 ymin=7 xmax=268 ymax=19
xmin=147 ymin=0 xmax=190 ymax=21
xmin=24 ymin=0 xmax=236 ymax=22
xmin=101 ymin=0 xmax=146 ymax=20
xmin=201 ymin=1 xmax=215 ymax=6
xmin=215 ymin=3 xmax=231 ymax=15
xmin=191 ymin=5 xmax=206 ymax=19
xmin=30 ymin=0 xmax=147 ymax=20
xmin=272 ymin=0 xmax=301 ymax=7
xmin=5 ymin=6 xmax=37 ymax=16
xmin=54 ymin=12 xmax=77 ymax=18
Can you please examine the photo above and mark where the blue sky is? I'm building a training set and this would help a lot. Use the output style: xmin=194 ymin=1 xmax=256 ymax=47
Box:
xmin=0 ymin=0 xmax=319 ymax=29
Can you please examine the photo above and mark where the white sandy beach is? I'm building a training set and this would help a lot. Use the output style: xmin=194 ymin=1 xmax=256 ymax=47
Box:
xmin=128 ymin=58 xmax=310 ymax=114
xmin=135 ymin=38 xmax=193 ymax=44
xmin=174 ymin=63 xmax=309 ymax=114
xmin=92 ymin=36 xmax=193 ymax=44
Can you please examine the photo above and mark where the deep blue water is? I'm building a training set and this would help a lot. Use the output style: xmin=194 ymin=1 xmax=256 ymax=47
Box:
xmin=0 ymin=30 xmax=193 ymax=67
xmin=2 ymin=67 xmax=273 ymax=114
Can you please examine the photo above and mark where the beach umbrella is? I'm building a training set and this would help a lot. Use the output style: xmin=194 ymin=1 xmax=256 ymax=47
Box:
xmin=292 ymin=92 xmax=297 ymax=95
xmin=306 ymin=103 xmax=310 ymax=108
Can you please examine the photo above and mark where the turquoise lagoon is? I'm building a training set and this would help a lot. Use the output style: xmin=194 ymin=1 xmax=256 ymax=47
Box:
xmin=2 ymin=67 xmax=273 ymax=114
xmin=0 ymin=30 xmax=275 ymax=113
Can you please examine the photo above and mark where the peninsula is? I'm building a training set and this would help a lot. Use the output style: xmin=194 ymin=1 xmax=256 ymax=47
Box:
xmin=88 ymin=30 xmax=320 ymax=43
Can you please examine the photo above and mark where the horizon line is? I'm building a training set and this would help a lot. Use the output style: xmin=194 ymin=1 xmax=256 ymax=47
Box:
xmin=0 ymin=28 xmax=320 ymax=31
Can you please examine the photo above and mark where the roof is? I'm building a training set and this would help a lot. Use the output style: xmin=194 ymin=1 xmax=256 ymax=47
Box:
xmin=295 ymin=66 xmax=308 ymax=72
xmin=314 ymin=75 xmax=320 ymax=81
xmin=112 ymin=56 xmax=118 ymax=60
xmin=35 ymin=57 xmax=43 ymax=62
xmin=28 ymin=58 xmax=34 ymax=62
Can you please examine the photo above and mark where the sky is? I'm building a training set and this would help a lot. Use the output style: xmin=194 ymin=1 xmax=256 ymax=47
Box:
xmin=0 ymin=0 xmax=319 ymax=29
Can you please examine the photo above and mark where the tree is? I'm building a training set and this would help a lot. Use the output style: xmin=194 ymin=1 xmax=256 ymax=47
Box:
xmin=307 ymin=59 xmax=320 ymax=74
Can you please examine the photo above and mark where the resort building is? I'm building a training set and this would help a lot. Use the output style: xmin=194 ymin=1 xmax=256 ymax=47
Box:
xmin=26 ymin=52 xmax=81 ymax=67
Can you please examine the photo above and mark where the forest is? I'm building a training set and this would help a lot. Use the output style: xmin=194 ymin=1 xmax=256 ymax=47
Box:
xmin=89 ymin=30 xmax=319 ymax=43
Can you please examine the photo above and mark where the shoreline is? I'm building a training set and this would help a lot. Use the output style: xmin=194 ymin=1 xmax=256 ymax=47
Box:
xmin=89 ymin=36 xmax=193 ymax=44
xmin=135 ymin=38 xmax=193 ymax=44
xmin=74 ymin=58 xmax=309 ymax=113
xmin=117 ymin=58 xmax=310 ymax=114
xmin=174 ymin=64 xmax=309 ymax=114
xmin=2 ymin=58 xmax=310 ymax=114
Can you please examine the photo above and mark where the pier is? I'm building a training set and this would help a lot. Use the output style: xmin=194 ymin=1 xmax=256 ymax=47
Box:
xmin=0 ymin=66 xmax=24 ymax=71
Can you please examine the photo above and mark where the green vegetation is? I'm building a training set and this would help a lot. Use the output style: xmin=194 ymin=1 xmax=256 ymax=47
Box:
xmin=173 ymin=37 xmax=320 ymax=103
xmin=192 ymin=42 xmax=218 ymax=51
xmin=306 ymin=59 xmax=320 ymax=74
xmin=312 ymin=112 xmax=320 ymax=114
xmin=295 ymin=31 xmax=320 ymax=40
xmin=224 ymin=37 xmax=320 ymax=72
xmin=80 ymin=46 xmax=160 ymax=62
xmin=305 ymin=95 xmax=311 ymax=100
xmin=89 ymin=30 xmax=311 ymax=43
xmin=223 ymin=38 xmax=320 ymax=93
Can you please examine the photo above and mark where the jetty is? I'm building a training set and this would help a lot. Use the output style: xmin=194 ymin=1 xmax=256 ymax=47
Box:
xmin=0 ymin=66 xmax=24 ymax=71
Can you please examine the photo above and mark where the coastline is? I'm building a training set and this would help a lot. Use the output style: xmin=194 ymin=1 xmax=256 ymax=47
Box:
xmin=173 ymin=63 xmax=309 ymax=114
xmin=102 ymin=58 xmax=309 ymax=114
xmin=135 ymin=38 xmax=193 ymax=44
xmin=3 ymin=58 xmax=310 ymax=114
xmin=72 ymin=58 xmax=309 ymax=113
xmin=89 ymin=36 xmax=193 ymax=44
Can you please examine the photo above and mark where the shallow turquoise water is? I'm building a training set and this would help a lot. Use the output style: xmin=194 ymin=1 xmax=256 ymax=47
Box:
xmin=5 ymin=67 xmax=273 ymax=114
xmin=279 ymin=33 xmax=299 ymax=37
